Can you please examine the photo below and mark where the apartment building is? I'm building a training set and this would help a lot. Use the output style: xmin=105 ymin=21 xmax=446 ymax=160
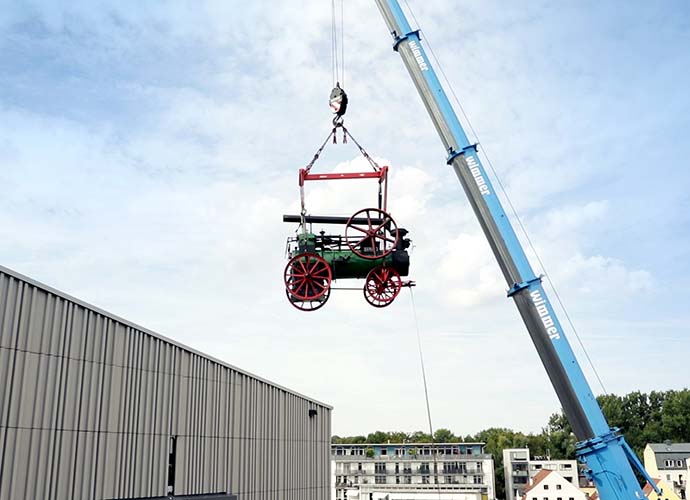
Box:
xmin=644 ymin=443 xmax=690 ymax=500
xmin=331 ymin=442 xmax=496 ymax=500
xmin=503 ymin=448 xmax=578 ymax=500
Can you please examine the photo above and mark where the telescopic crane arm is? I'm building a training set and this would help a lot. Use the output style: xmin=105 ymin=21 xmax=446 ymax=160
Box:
xmin=373 ymin=2 xmax=658 ymax=499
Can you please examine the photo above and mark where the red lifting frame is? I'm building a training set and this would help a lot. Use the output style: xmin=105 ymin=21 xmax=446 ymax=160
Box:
xmin=299 ymin=166 xmax=389 ymax=211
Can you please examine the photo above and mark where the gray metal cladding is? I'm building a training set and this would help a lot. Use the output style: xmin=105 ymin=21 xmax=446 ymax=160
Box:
xmin=0 ymin=266 xmax=332 ymax=500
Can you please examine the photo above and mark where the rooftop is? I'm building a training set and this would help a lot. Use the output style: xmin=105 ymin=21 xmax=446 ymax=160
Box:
xmin=523 ymin=469 xmax=552 ymax=495
xmin=648 ymin=443 xmax=690 ymax=454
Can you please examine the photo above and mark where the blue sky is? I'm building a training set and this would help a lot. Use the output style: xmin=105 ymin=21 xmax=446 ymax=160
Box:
xmin=1 ymin=0 xmax=689 ymax=437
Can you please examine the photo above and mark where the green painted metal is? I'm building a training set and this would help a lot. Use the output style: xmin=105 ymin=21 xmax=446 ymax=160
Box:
xmin=288 ymin=232 xmax=390 ymax=280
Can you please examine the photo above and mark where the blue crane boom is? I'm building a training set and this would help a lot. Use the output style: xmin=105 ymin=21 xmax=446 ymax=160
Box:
xmin=373 ymin=2 xmax=658 ymax=499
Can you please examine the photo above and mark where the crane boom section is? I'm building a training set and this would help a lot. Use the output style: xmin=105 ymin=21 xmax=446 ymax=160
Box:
xmin=374 ymin=2 xmax=652 ymax=499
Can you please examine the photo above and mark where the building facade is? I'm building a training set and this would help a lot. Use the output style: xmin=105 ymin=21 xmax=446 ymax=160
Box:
xmin=644 ymin=443 xmax=690 ymax=500
xmin=522 ymin=470 xmax=586 ymax=500
xmin=331 ymin=442 xmax=496 ymax=500
xmin=0 ymin=265 xmax=332 ymax=500
xmin=503 ymin=448 xmax=578 ymax=500
xmin=644 ymin=478 xmax=683 ymax=500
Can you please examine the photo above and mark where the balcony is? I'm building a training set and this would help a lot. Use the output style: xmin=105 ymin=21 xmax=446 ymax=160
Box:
xmin=332 ymin=454 xmax=493 ymax=461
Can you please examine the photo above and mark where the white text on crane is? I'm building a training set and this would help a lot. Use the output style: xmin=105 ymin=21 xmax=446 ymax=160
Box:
xmin=465 ymin=155 xmax=491 ymax=196
xmin=530 ymin=290 xmax=561 ymax=341
xmin=408 ymin=41 xmax=429 ymax=71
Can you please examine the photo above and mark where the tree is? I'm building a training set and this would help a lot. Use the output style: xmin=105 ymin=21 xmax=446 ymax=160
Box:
xmin=367 ymin=431 xmax=389 ymax=444
xmin=434 ymin=428 xmax=457 ymax=443
xmin=388 ymin=431 xmax=410 ymax=443
xmin=409 ymin=431 xmax=433 ymax=443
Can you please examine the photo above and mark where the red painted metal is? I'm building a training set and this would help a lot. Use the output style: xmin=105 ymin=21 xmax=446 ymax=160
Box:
xmin=363 ymin=265 xmax=403 ymax=307
xmin=284 ymin=253 xmax=332 ymax=301
xmin=285 ymin=286 xmax=331 ymax=312
xmin=345 ymin=208 xmax=399 ymax=259
xmin=299 ymin=166 xmax=388 ymax=185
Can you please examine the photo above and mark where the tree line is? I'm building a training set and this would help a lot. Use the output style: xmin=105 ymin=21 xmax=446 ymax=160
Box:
xmin=332 ymin=389 xmax=690 ymax=499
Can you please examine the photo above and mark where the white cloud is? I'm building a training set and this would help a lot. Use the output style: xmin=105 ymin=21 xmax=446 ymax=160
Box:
xmin=1 ymin=0 xmax=688 ymax=439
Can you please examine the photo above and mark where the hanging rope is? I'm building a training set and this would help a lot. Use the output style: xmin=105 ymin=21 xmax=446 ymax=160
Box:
xmin=409 ymin=288 xmax=442 ymax=500
xmin=340 ymin=0 xmax=345 ymax=88
xmin=331 ymin=0 xmax=345 ymax=87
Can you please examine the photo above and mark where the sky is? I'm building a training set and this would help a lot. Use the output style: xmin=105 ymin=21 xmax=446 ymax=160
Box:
xmin=1 ymin=0 xmax=689 ymax=438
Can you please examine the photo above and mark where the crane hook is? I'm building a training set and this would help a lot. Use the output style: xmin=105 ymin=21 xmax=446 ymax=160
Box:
xmin=329 ymin=83 xmax=348 ymax=117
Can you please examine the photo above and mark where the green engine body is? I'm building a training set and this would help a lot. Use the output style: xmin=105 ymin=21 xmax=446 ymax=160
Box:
xmin=288 ymin=231 xmax=410 ymax=280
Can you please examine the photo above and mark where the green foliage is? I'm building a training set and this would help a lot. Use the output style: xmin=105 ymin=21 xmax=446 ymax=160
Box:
xmin=367 ymin=431 xmax=390 ymax=444
xmin=409 ymin=431 xmax=433 ymax=443
xmin=433 ymin=428 xmax=458 ymax=443
xmin=365 ymin=447 xmax=375 ymax=458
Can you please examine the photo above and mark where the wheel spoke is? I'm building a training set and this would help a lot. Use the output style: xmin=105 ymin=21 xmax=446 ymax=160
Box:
xmin=312 ymin=268 xmax=330 ymax=278
xmin=308 ymin=258 xmax=322 ymax=274
xmin=371 ymin=217 xmax=391 ymax=234
xmin=350 ymin=225 xmax=370 ymax=235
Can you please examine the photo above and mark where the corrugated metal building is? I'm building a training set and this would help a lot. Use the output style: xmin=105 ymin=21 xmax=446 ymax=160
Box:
xmin=0 ymin=265 xmax=331 ymax=500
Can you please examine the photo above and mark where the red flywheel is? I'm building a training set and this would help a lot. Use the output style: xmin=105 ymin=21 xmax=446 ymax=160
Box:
xmin=345 ymin=208 xmax=399 ymax=260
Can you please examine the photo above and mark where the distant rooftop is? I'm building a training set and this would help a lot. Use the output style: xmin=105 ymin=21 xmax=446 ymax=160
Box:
xmin=648 ymin=443 xmax=690 ymax=454
xmin=523 ymin=469 xmax=552 ymax=495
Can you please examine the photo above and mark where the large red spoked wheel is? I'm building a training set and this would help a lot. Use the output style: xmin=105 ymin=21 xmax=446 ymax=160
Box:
xmin=345 ymin=208 xmax=399 ymax=259
xmin=284 ymin=253 xmax=332 ymax=308
xmin=285 ymin=285 xmax=331 ymax=312
xmin=363 ymin=265 xmax=402 ymax=308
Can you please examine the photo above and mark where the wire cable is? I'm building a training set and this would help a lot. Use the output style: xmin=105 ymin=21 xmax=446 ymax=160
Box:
xmin=401 ymin=0 xmax=608 ymax=395
xmin=331 ymin=0 xmax=339 ymax=85
xmin=409 ymin=288 xmax=442 ymax=500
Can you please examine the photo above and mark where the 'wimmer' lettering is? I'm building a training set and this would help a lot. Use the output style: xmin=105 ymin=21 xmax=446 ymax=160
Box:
xmin=530 ymin=289 xmax=561 ymax=340
xmin=465 ymin=155 xmax=491 ymax=196
xmin=407 ymin=41 xmax=429 ymax=71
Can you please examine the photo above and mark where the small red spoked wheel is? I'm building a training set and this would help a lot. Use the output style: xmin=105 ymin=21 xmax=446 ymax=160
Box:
xmin=363 ymin=265 xmax=402 ymax=308
xmin=345 ymin=208 xmax=399 ymax=260
xmin=284 ymin=253 xmax=332 ymax=302
xmin=285 ymin=285 xmax=331 ymax=312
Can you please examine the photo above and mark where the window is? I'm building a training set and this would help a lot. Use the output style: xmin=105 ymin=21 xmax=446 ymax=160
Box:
xmin=557 ymin=485 xmax=562 ymax=490
xmin=557 ymin=498 xmax=563 ymax=500
xmin=544 ymin=485 xmax=550 ymax=490
xmin=666 ymin=460 xmax=674 ymax=467
xmin=667 ymin=475 xmax=672 ymax=481
xmin=375 ymin=475 xmax=386 ymax=484
xmin=677 ymin=460 xmax=684 ymax=467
